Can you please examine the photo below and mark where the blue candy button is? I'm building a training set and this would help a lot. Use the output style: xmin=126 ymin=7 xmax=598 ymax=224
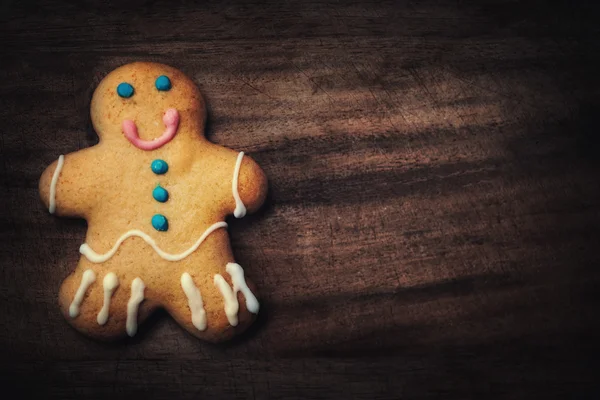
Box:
xmin=153 ymin=185 xmax=169 ymax=203
xmin=151 ymin=159 xmax=168 ymax=174
xmin=155 ymin=75 xmax=171 ymax=91
xmin=117 ymin=82 xmax=134 ymax=98
xmin=152 ymin=214 xmax=169 ymax=232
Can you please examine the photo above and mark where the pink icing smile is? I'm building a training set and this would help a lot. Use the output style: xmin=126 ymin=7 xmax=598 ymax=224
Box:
xmin=122 ymin=108 xmax=179 ymax=151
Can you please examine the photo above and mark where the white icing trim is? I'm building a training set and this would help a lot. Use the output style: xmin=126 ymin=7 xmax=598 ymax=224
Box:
xmin=97 ymin=272 xmax=119 ymax=325
xmin=213 ymin=263 xmax=260 ymax=327
xmin=49 ymin=154 xmax=65 ymax=214
xmin=232 ymin=151 xmax=247 ymax=218
xmin=126 ymin=277 xmax=145 ymax=337
xmin=214 ymin=274 xmax=239 ymax=326
xmin=69 ymin=269 xmax=96 ymax=318
xmin=79 ymin=221 xmax=228 ymax=263
xmin=226 ymin=263 xmax=259 ymax=314
xmin=180 ymin=273 xmax=207 ymax=331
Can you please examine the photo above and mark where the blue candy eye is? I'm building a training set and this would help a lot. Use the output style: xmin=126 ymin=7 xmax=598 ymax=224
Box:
xmin=155 ymin=75 xmax=171 ymax=91
xmin=117 ymin=82 xmax=134 ymax=98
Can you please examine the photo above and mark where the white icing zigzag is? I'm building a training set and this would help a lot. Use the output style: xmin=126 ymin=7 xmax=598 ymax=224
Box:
xmin=79 ymin=221 xmax=228 ymax=263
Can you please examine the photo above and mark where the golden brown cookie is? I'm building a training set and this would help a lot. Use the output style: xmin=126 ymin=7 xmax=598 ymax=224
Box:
xmin=39 ymin=62 xmax=268 ymax=342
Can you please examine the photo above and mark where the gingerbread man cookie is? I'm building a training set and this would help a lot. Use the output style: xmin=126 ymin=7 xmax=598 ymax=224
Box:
xmin=39 ymin=62 xmax=268 ymax=342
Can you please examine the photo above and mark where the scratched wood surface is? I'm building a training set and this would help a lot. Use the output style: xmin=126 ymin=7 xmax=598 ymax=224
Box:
xmin=1 ymin=0 xmax=600 ymax=398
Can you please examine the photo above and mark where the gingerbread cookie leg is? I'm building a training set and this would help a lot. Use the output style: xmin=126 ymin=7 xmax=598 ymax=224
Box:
xmin=164 ymin=271 xmax=217 ymax=339
xmin=161 ymin=262 xmax=259 ymax=342
xmin=58 ymin=266 xmax=158 ymax=340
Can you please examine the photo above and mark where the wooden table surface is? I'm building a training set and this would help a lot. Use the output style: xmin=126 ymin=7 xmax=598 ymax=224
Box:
xmin=2 ymin=1 xmax=599 ymax=398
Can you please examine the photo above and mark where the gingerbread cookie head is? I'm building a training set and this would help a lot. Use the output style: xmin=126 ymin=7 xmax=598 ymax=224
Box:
xmin=91 ymin=62 xmax=207 ymax=149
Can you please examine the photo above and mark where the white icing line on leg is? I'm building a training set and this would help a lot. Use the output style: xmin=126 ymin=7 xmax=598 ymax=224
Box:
xmin=49 ymin=154 xmax=65 ymax=214
xmin=69 ymin=269 xmax=96 ymax=318
xmin=232 ymin=151 xmax=247 ymax=218
xmin=214 ymin=274 xmax=239 ymax=326
xmin=80 ymin=221 xmax=228 ymax=263
xmin=97 ymin=272 xmax=119 ymax=325
xmin=180 ymin=273 xmax=207 ymax=331
xmin=126 ymin=277 xmax=145 ymax=337
xmin=226 ymin=262 xmax=259 ymax=314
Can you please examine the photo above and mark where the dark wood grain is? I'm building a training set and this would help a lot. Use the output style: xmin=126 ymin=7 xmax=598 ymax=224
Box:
xmin=1 ymin=0 xmax=600 ymax=398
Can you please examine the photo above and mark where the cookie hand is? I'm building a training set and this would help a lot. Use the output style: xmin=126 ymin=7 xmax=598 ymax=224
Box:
xmin=233 ymin=153 xmax=268 ymax=216
xmin=39 ymin=149 xmax=101 ymax=217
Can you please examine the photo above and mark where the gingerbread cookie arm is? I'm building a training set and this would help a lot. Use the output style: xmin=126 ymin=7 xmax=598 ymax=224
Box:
xmin=39 ymin=149 xmax=102 ymax=217
xmin=231 ymin=152 xmax=268 ymax=217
